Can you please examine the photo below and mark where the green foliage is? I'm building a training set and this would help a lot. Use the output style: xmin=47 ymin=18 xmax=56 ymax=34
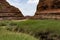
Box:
xmin=0 ymin=20 xmax=60 ymax=34
xmin=0 ymin=30 xmax=38 ymax=40
xmin=0 ymin=20 xmax=60 ymax=40
xmin=0 ymin=5 xmax=2 ymax=9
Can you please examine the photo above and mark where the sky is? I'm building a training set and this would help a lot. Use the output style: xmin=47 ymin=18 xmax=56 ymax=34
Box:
xmin=6 ymin=0 xmax=39 ymax=16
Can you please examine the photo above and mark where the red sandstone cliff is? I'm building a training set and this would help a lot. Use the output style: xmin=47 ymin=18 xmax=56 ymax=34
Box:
xmin=0 ymin=0 xmax=24 ymax=20
xmin=33 ymin=0 xmax=60 ymax=19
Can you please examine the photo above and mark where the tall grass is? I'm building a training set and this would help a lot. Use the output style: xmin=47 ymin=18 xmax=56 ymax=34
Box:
xmin=0 ymin=20 xmax=60 ymax=34
xmin=0 ymin=20 xmax=60 ymax=40
xmin=0 ymin=29 xmax=38 ymax=40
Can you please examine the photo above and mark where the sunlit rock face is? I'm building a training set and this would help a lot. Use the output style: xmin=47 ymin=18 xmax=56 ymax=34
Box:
xmin=0 ymin=0 xmax=24 ymax=20
xmin=34 ymin=0 xmax=60 ymax=19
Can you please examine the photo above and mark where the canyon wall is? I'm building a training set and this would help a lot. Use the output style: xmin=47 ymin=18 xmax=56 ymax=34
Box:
xmin=0 ymin=0 xmax=24 ymax=20
xmin=33 ymin=0 xmax=60 ymax=19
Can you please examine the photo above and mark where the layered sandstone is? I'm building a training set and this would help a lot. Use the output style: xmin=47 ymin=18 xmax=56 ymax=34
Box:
xmin=0 ymin=0 xmax=24 ymax=20
xmin=34 ymin=0 xmax=60 ymax=19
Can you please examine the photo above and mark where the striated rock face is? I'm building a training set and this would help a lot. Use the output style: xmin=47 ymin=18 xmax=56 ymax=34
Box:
xmin=0 ymin=0 xmax=24 ymax=20
xmin=34 ymin=0 xmax=60 ymax=19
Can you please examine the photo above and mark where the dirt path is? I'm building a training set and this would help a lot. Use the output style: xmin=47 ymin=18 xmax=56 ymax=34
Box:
xmin=11 ymin=19 xmax=28 ymax=22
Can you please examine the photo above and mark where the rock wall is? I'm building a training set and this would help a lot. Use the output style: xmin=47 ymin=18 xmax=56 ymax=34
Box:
xmin=0 ymin=0 xmax=24 ymax=20
xmin=34 ymin=0 xmax=60 ymax=20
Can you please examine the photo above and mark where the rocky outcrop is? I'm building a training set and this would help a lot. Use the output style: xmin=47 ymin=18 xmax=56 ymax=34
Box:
xmin=34 ymin=0 xmax=60 ymax=19
xmin=0 ymin=0 xmax=24 ymax=20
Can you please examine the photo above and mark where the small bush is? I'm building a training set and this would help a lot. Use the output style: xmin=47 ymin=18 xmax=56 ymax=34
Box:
xmin=0 ymin=22 xmax=6 ymax=26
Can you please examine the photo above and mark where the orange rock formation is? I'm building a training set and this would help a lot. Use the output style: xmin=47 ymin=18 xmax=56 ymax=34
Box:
xmin=34 ymin=0 xmax=60 ymax=19
xmin=0 ymin=0 xmax=24 ymax=20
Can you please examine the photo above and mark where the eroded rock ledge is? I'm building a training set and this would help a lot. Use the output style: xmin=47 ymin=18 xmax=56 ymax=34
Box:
xmin=0 ymin=0 xmax=25 ymax=20
xmin=33 ymin=0 xmax=60 ymax=20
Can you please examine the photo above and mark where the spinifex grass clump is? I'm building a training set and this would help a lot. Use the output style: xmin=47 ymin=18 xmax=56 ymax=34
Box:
xmin=3 ymin=20 xmax=60 ymax=34
xmin=0 ymin=20 xmax=60 ymax=34
xmin=0 ymin=29 xmax=38 ymax=40
xmin=0 ymin=20 xmax=60 ymax=40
